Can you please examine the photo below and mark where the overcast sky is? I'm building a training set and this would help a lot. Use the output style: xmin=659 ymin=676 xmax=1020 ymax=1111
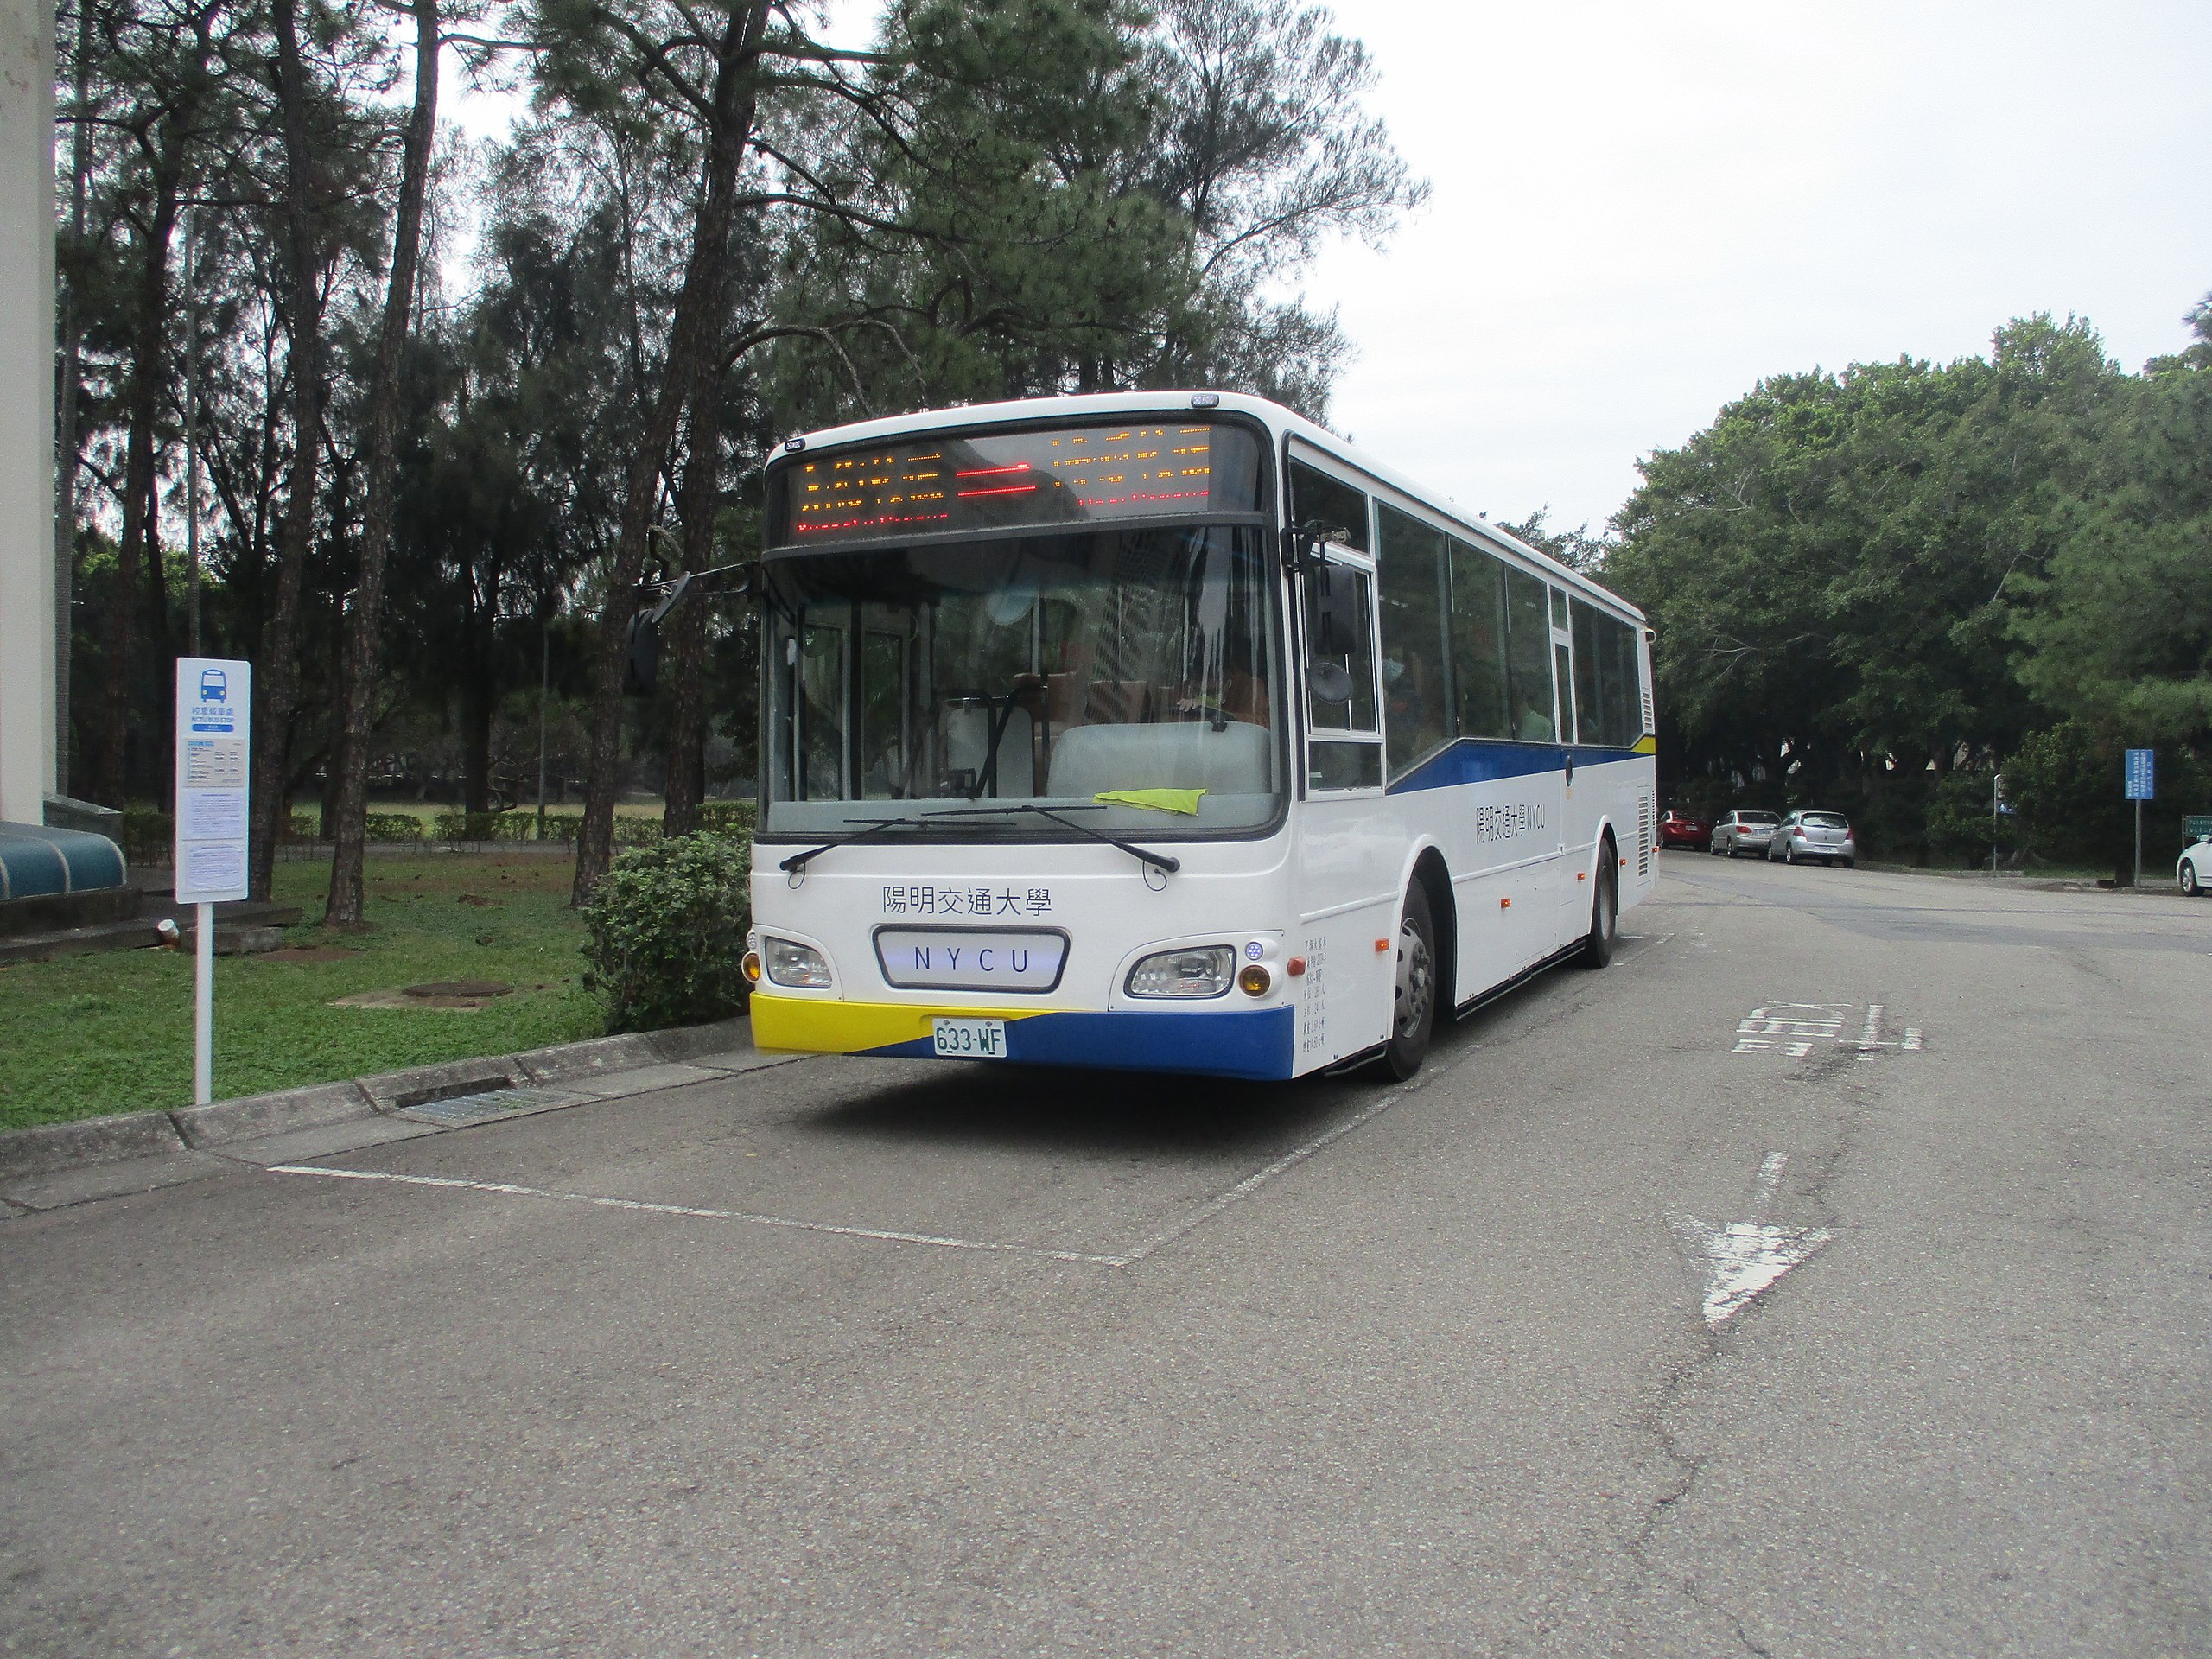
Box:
xmin=1300 ymin=0 xmax=2212 ymax=531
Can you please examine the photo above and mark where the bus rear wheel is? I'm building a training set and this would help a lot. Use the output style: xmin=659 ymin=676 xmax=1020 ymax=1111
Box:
xmin=1375 ymin=882 xmax=1437 ymax=1081
xmin=1580 ymin=846 xmax=1618 ymax=969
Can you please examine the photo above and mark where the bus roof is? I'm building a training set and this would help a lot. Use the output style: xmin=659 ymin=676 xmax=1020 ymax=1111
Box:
xmin=777 ymin=390 xmax=1645 ymax=624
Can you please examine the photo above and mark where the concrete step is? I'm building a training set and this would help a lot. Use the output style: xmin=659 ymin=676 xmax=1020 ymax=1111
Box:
xmin=0 ymin=899 xmax=303 ymax=964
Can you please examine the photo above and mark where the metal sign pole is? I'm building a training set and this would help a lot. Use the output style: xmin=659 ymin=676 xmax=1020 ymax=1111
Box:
xmin=194 ymin=900 xmax=213 ymax=1103
xmin=2135 ymin=799 xmax=2144 ymax=890
xmin=175 ymin=657 xmax=251 ymax=1109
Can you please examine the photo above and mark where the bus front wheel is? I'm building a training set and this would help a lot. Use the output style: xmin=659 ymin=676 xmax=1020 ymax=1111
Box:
xmin=1580 ymin=848 xmax=1618 ymax=969
xmin=1376 ymin=882 xmax=1437 ymax=1081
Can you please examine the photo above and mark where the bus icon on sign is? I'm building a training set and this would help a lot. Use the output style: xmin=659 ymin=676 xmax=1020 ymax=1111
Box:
xmin=200 ymin=668 xmax=226 ymax=702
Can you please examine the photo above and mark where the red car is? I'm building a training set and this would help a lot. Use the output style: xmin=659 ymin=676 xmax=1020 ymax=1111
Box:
xmin=1658 ymin=810 xmax=1711 ymax=851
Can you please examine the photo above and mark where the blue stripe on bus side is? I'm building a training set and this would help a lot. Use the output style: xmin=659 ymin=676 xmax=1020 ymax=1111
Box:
xmin=867 ymin=1006 xmax=1297 ymax=1081
xmin=1386 ymin=738 xmax=1643 ymax=795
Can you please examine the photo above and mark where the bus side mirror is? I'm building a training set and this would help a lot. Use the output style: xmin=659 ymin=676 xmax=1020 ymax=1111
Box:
xmin=625 ymin=613 xmax=660 ymax=696
xmin=1309 ymin=660 xmax=1354 ymax=704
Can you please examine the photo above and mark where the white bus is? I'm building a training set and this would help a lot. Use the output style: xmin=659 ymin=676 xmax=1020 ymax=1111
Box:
xmin=742 ymin=391 xmax=1656 ymax=1081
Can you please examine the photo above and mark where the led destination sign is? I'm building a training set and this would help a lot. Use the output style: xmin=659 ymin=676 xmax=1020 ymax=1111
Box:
xmin=771 ymin=421 xmax=1261 ymax=546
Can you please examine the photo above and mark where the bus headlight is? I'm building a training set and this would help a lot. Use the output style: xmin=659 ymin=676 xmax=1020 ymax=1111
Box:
xmin=1127 ymin=945 xmax=1235 ymax=999
xmin=764 ymin=937 xmax=832 ymax=988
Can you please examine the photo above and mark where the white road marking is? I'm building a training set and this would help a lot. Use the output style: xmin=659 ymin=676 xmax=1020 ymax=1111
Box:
xmin=271 ymin=1068 xmax=1437 ymax=1272
xmin=1116 ymin=1084 xmax=1409 ymax=1265
xmin=268 ymin=1165 xmax=1131 ymax=1266
xmin=1669 ymin=1151 xmax=1833 ymax=1330
xmin=1751 ymin=1151 xmax=1789 ymax=1222
xmin=1735 ymin=1001 xmax=1920 ymax=1059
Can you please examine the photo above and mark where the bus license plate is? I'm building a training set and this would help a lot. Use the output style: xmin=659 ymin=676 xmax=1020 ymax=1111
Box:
xmin=932 ymin=1018 xmax=1007 ymax=1058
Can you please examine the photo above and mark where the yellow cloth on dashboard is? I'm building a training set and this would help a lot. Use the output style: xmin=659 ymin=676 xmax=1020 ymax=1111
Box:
xmin=1092 ymin=788 xmax=1206 ymax=816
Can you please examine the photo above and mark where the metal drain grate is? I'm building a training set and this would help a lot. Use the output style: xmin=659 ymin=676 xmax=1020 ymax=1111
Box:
xmin=399 ymin=1087 xmax=569 ymax=1126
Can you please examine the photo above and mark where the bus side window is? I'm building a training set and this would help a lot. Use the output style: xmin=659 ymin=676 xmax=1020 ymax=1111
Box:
xmin=1572 ymin=598 xmax=1602 ymax=747
xmin=1289 ymin=459 xmax=1370 ymax=551
xmin=1376 ymin=504 xmax=1450 ymax=775
xmin=1448 ymin=538 xmax=1509 ymax=740
xmin=1303 ymin=563 xmax=1377 ymax=734
xmin=1502 ymin=567 xmax=1554 ymax=743
xmin=798 ymin=619 xmax=849 ymax=798
xmin=1568 ymin=599 xmax=1644 ymax=747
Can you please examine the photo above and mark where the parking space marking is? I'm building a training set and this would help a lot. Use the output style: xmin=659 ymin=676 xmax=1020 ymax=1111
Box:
xmin=267 ymin=960 xmax=1602 ymax=1269
xmin=268 ymin=1165 xmax=1131 ymax=1266
xmin=1116 ymin=1082 xmax=1412 ymax=1264
xmin=269 ymin=1069 xmax=1435 ymax=1270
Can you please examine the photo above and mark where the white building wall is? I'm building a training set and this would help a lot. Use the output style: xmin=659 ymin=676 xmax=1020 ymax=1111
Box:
xmin=0 ymin=0 xmax=56 ymax=823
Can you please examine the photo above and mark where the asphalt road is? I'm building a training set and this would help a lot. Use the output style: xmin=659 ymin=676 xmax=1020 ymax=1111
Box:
xmin=4 ymin=855 xmax=2208 ymax=1658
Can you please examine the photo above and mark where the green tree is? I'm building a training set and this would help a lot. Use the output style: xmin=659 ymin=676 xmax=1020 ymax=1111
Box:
xmin=1606 ymin=315 xmax=2126 ymax=853
xmin=2013 ymin=295 xmax=2212 ymax=747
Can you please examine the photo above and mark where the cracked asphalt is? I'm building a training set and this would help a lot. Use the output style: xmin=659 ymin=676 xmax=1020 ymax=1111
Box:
xmin=3 ymin=855 xmax=2208 ymax=1656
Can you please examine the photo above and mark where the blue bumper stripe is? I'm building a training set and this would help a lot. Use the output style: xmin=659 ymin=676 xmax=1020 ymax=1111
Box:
xmin=868 ymin=1006 xmax=1296 ymax=1081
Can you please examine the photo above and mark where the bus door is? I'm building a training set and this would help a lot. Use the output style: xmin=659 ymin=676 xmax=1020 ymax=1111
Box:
xmin=1296 ymin=543 xmax=1392 ymax=1065
xmin=1551 ymin=583 xmax=1591 ymax=930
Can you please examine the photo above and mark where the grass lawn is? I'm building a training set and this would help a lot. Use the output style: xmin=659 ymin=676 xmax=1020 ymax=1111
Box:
xmin=0 ymin=853 xmax=606 ymax=1132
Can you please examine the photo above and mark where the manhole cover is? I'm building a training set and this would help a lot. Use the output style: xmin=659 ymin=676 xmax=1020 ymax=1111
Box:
xmin=404 ymin=980 xmax=513 ymax=999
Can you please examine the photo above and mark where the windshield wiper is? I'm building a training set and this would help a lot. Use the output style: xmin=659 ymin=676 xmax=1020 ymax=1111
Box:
xmin=777 ymin=816 xmax=939 ymax=874
xmin=919 ymin=803 xmax=1181 ymax=879
xmin=776 ymin=803 xmax=1183 ymax=880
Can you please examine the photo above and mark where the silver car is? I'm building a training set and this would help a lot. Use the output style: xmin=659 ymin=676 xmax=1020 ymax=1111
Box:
xmin=1767 ymin=810 xmax=1857 ymax=868
xmin=1710 ymin=810 xmax=1780 ymax=857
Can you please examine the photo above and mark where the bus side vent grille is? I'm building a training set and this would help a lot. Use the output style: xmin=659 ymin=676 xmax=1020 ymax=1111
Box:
xmin=1637 ymin=796 xmax=1652 ymax=877
xmin=1642 ymin=690 xmax=1655 ymax=734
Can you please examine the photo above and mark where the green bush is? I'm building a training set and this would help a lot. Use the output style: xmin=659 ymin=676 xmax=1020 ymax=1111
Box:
xmin=284 ymin=810 xmax=321 ymax=841
xmin=1923 ymin=771 xmax=2003 ymax=866
xmin=365 ymin=811 xmax=425 ymax=842
xmin=699 ymin=800 xmax=757 ymax=837
xmin=121 ymin=806 xmax=172 ymax=864
xmin=581 ymin=831 xmax=753 ymax=1033
xmin=535 ymin=811 xmax=582 ymax=843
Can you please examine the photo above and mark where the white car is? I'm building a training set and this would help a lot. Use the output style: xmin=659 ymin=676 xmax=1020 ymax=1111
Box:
xmin=2181 ymin=837 xmax=2211 ymax=897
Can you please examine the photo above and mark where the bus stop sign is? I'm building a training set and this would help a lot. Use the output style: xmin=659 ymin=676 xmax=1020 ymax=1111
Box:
xmin=2125 ymin=748 xmax=2155 ymax=801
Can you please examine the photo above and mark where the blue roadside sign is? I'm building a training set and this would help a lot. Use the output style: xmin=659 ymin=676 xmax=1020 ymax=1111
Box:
xmin=2125 ymin=748 xmax=2155 ymax=801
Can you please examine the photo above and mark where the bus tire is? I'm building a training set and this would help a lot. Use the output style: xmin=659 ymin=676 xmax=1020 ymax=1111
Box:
xmin=1375 ymin=882 xmax=1437 ymax=1081
xmin=1580 ymin=844 xmax=1618 ymax=969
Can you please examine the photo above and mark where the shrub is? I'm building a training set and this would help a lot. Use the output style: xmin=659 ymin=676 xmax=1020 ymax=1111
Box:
xmin=699 ymin=800 xmax=757 ymax=837
xmin=582 ymin=831 xmax=753 ymax=1033
xmin=365 ymin=811 xmax=425 ymax=842
xmin=121 ymin=806 xmax=172 ymax=864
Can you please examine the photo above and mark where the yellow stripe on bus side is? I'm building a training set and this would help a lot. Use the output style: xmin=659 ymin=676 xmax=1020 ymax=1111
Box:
xmin=1631 ymin=734 xmax=1657 ymax=754
xmin=749 ymin=995 xmax=1055 ymax=1055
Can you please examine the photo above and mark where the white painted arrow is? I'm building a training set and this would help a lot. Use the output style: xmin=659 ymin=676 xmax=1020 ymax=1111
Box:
xmin=1669 ymin=1153 xmax=1832 ymax=1330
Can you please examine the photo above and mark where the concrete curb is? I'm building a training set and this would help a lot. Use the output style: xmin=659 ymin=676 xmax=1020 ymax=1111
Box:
xmin=0 ymin=1013 xmax=759 ymax=1187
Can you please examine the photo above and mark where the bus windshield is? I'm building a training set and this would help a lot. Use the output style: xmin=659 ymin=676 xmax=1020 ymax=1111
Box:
xmin=763 ymin=524 xmax=1283 ymax=839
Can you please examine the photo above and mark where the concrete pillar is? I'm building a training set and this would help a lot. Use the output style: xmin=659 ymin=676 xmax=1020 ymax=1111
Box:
xmin=0 ymin=0 xmax=56 ymax=823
